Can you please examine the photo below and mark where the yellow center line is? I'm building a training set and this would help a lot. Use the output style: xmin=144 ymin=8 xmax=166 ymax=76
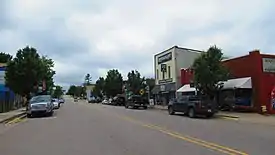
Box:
xmin=6 ymin=116 xmax=26 ymax=125
xmin=120 ymin=115 xmax=248 ymax=155
xmin=86 ymin=104 xmax=248 ymax=155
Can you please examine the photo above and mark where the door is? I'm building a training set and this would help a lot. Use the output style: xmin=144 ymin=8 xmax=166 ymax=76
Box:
xmin=174 ymin=96 xmax=188 ymax=112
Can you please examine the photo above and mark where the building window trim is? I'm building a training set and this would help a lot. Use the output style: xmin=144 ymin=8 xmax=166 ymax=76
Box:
xmin=168 ymin=66 xmax=171 ymax=79
xmin=156 ymin=69 xmax=159 ymax=79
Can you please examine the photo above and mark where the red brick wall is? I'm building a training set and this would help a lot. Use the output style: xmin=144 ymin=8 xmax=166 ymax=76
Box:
xmin=223 ymin=51 xmax=275 ymax=114
xmin=180 ymin=68 xmax=194 ymax=85
xmin=180 ymin=51 xmax=275 ymax=114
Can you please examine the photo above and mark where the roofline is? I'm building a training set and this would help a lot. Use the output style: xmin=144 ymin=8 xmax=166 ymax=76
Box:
xmin=222 ymin=54 xmax=249 ymax=62
xmin=154 ymin=45 xmax=203 ymax=57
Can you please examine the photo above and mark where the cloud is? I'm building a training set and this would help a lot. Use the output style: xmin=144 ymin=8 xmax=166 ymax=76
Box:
xmin=1 ymin=0 xmax=275 ymax=87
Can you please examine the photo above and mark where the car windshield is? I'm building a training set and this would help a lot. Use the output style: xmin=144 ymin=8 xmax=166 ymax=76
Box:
xmin=30 ymin=95 xmax=51 ymax=104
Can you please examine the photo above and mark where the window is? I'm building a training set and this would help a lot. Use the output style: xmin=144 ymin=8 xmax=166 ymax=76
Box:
xmin=162 ymin=71 xmax=165 ymax=79
xmin=156 ymin=69 xmax=159 ymax=79
xmin=168 ymin=66 xmax=171 ymax=78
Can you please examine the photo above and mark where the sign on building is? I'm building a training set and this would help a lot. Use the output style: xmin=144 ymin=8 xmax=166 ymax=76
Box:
xmin=262 ymin=58 xmax=275 ymax=73
xmin=158 ymin=52 xmax=172 ymax=64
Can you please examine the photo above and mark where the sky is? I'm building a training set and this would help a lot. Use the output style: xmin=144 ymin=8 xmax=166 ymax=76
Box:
xmin=1 ymin=0 xmax=275 ymax=89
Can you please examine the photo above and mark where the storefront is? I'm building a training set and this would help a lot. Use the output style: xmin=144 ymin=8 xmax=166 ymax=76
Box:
xmin=152 ymin=46 xmax=202 ymax=105
xmin=223 ymin=50 xmax=275 ymax=114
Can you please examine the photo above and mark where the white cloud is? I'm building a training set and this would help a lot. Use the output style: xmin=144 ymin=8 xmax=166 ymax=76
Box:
xmin=1 ymin=0 xmax=275 ymax=86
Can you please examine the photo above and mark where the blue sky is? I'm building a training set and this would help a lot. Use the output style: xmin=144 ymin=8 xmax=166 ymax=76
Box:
xmin=0 ymin=0 xmax=275 ymax=88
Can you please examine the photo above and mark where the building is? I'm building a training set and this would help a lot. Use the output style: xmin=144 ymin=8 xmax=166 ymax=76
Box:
xmin=152 ymin=46 xmax=202 ymax=105
xmin=0 ymin=63 xmax=22 ymax=112
xmin=179 ymin=50 xmax=275 ymax=114
xmin=86 ymin=84 xmax=95 ymax=100
xmin=222 ymin=50 xmax=275 ymax=114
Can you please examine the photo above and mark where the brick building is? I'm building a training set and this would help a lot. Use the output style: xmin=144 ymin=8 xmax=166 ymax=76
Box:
xmin=180 ymin=50 xmax=275 ymax=114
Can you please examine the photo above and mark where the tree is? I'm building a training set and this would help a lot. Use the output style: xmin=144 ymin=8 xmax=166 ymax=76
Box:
xmin=0 ymin=52 xmax=12 ymax=63
xmin=93 ymin=77 xmax=105 ymax=98
xmin=84 ymin=73 xmax=92 ymax=85
xmin=52 ymin=85 xmax=63 ymax=98
xmin=67 ymin=85 xmax=77 ymax=96
xmin=192 ymin=45 xmax=229 ymax=98
xmin=126 ymin=70 xmax=145 ymax=95
xmin=5 ymin=46 xmax=56 ymax=98
xmin=145 ymin=78 xmax=155 ymax=92
xmin=104 ymin=69 xmax=123 ymax=97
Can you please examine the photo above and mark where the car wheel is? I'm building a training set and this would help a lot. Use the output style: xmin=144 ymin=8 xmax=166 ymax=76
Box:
xmin=206 ymin=113 xmax=214 ymax=118
xmin=144 ymin=106 xmax=147 ymax=109
xmin=27 ymin=113 xmax=32 ymax=118
xmin=188 ymin=107 xmax=196 ymax=118
xmin=168 ymin=106 xmax=175 ymax=115
xmin=48 ymin=111 xmax=53 ymax=117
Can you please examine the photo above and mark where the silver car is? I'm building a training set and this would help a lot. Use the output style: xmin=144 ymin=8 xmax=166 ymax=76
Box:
xmin=27 ymin=95 xmax=54 ymax=118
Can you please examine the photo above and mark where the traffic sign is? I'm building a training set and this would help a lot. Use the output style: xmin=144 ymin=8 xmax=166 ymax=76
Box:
xmin=139 ymin=89 xmax=145 ymax=95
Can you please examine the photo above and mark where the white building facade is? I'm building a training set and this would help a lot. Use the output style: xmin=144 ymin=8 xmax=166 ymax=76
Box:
xmin=152 ymin=46 xmax=202 ymax=105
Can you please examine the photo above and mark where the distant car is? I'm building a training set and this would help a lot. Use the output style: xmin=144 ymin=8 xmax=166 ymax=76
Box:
xmin=59 ymin=98 xmax=65 ymax=104
xmin=52 ymin=98 xmax=60 ymax=109
xmin=168 ymin=95 xmax=218 ymax=118
xmin=112 ymin=95 xmax=126 ymax=106
xmin=26 ymin=95 xmax=54 ymax=118
xmin=102 ymin=99 xmax=109 ymax=104
xmin=125 ymin=95 xmax=148 ymax=109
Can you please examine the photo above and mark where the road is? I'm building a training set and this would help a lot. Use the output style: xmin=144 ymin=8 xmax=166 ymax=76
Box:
xmin=0 ymin=98 xmax=274 ymax=155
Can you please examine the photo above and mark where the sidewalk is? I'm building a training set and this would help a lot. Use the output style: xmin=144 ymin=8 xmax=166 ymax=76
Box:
xmin=152 ymin=105 xmax=275 ymax=126
xmin=0 ymin=108 xmax=26 ymax=123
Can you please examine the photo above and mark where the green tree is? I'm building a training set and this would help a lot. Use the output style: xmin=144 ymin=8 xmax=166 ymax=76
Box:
xmin=5 ymin=46 xmax=56 ymax=99
xmin=93 ymin=77 xmax=105 ymax=98
xmin=192 ymin=45 xmax=229 ymax=98
xmin=104 ymin=69 xmax=123 ymax=97
xmin=40 ymin=56 xmax=55 ymax=92
xmin=126 ymin=70 xmax=145 ymax=95
xmin=67 ymin=85 xmax=77 ymax=96
xmin=52 ymin=85 xmax=63 ymax=98
xmin=0 ymin=52 xmax=12 ymax=63
xmin=145 ymin=78 xmax=155 ymax=92
xmin=84 ymin=73 xmax=92 ymax=85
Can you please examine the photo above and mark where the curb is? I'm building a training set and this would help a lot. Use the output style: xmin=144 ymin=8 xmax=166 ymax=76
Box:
xmin=150 ymin=106 xmax=167 ymax=111
xmin=216 ymin=114 xmax=240 ymax=119
xmin=0 ymin=111 xmax=26 ymax=124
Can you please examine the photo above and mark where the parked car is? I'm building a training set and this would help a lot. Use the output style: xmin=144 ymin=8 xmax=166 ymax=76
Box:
xmin=59 ymin=98 xmax=65 ymax=104
xmin=125 ymin=95 xmax=148 ymax=109
xmin=52 ymin=98 xmax=60 ymax=109
xmin=74 ymin=97 xmax=78 ymax=102
xmin=113 ymin=95 xmax=126 ymax=106
xmin=88 ymin=96 xmax=96 ymax=103
xmin=102 ymin=99 xmax=109 ymax=104
xmin=168 ymin=95 xmax=218 ymax=118
xmin=26 ymin=95 xmax=54 ymax=118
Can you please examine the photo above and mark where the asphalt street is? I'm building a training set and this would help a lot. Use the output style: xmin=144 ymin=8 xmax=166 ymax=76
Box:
xmin=0 ymin=98 xmax=274 ymax=155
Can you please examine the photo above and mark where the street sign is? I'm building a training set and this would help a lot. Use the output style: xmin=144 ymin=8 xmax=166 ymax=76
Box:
xmin=139 ymin=89 xmax=145 ymax=95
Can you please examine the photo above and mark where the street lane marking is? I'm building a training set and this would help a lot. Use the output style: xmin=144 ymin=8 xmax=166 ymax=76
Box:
xmin=120 ymin=115 xmax=248 ymax=155
xmin=5 ymin=114 xmax=26 ymax=125
xmin=220 ymin=116 xmax=239 ymax=121
xmin=84 ymin=104 xmax=248 ymax=155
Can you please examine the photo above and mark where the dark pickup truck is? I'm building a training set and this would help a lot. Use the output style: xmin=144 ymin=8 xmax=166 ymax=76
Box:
xmin=168 ymin=95 xmax=218 ymax=118
xmin=125 ymin=95 xmax=148 ymax=109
